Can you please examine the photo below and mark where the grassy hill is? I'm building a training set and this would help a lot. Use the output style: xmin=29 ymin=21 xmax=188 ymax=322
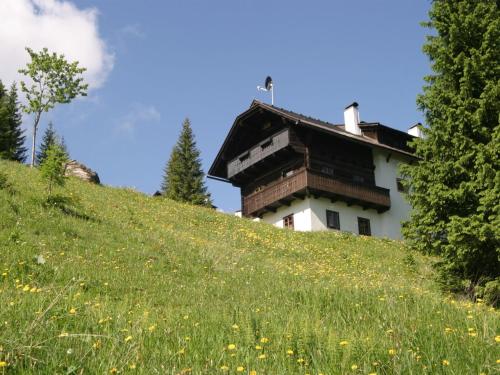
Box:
xmin=0 ymin=160 xmax=498 ymax=374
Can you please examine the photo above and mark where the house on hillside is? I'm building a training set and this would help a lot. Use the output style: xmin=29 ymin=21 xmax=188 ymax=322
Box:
xmin=208 ymin=100 xmax=421 ymax=239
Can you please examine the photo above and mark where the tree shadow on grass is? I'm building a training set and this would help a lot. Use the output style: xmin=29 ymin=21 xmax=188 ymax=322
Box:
xmin=43 ymin=194 xmax=98 ymax=222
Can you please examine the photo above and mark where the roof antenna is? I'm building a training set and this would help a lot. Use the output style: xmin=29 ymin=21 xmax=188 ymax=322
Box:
xmin=257 ymin=76 xmax=274 ymax=105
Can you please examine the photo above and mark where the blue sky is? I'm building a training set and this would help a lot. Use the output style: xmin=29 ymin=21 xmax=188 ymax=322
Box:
xmin=3 ymin=1 xmax=431 ymax=212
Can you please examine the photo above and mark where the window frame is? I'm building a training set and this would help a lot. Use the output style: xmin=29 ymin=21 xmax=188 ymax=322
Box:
xmin=357 ymin=217 xmax=371 ymax=236
xmin=326 ymin=210 xmax=340 ymax=230
xmin=283 ymin=214 xmax=294 ymax=229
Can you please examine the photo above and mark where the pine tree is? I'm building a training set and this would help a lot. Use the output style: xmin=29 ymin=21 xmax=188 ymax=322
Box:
xmin=401 ymin=1 xmax=499 ymax=293
xmin=36 ymin=122 xmax=70 ymax=165
xmin=0 ymin=82 xmax=26 ymax=162
xmin=0 ymin=80 xmax=9 ymax=158
xmin=39 ymin=143 xmax=68 ymax=196
xmin=161 ymin=118 xmax=212 ymax=206
xmin=5 ymin=84 xmax=27 ymax=162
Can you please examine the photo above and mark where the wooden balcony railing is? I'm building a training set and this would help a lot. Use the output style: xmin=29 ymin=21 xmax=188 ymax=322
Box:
xmin=242 ymin=168 xmax=391 ymax=217
xmin=227 ymin=129 xmax=290 ymax=178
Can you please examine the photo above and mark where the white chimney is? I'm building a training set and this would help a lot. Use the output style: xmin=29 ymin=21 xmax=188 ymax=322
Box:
xmin=408 ymin=123 xmax=424 ymax=138
xmin=344 ymin=102 xmax=361 ymax=135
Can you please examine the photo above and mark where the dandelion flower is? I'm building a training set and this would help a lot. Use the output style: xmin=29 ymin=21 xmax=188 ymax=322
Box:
xmin=260 ymin=337 xmax=269 ymax=343
xmin=227 ymin=344 xmax=236 ymax=350
xmin=255 ymin=345 xmax=262 ymax=350
xmin=297 ymin=358 xmax=305 ymax=364
xmin=220 ymin=365 xmax=229 ymax=371
xmin=236 ymin=366 xmax=244 ymax=372
xmin=0 ymin=361 xmax=7 ymax=367
xmin=495 ymin=336 xmax=500 ymax=343
xmin=232 ymin=324 xmax=239 ymax=330
xmin=351 ymin=364 xmax=358 ymax=370
xmin=249 ymin=371 xmax=257 ymax=375
xmin=124 ymin=335 xmax=132 ymax=342
xmin=109 ymin=368 xmax=118 ymax=374
xmin=129 ymin=363 xmax=136 ymax=369
xmin=286 ymin=349 xmax=294 ymax=355
xmin=69 ymin=308 xmax=76 ymax=315
xmin=258 ymin=354 xmax=266 ymax=359
xmin=339 ymin=340 xmax=349 ymax=346
xmin=388 ymin=349 xmax=396 ymax=355
xmin=442 ymin=360 xmax=450 ymax=366
xmin=148 ymin=325 xmax=156 ymax=332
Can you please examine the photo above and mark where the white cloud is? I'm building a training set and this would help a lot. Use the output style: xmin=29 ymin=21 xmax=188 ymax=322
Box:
xmin=117 ymin=104 xmax=161 ymax=135
xmin=0 ymin=0 xmax=114 ymax=90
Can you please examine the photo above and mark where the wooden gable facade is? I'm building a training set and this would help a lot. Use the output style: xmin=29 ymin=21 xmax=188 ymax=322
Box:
xmin=209 ymin=100 xmax=415 ymax=218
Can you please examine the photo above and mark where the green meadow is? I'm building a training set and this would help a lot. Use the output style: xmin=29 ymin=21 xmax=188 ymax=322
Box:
xmin=0 ymin=160 xmax=498 ymax=374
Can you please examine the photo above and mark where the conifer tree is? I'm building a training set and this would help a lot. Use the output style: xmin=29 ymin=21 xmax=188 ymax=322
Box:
xmin=36 ymin=122 xmax=69 ymax=165
xmin=37 ymin=122 xmax=57 ymax=166
xmin=401 ymin=0 xmax=499 ymax=292
xmin=161 ymin=118 xmax=212 ymax=206
xmin=0 ymin=82 xmax=26 ymax=162
xmin=0 ymin=80 xmax=9 ymax=157
xmin=5 ymin=84 xmax=27 ymax=162
xmin=39 ymin=143 xmax=68 ymax=196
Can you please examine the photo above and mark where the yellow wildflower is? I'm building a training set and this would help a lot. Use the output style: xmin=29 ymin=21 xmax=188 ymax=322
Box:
xmin=69 ymin=308 xmax=76 ymax=315
xmin=339 ymin=340 xmax=349 ymax=346
xmin=22 ymin=285 xmax=30 ymax=292
xmin=249 ymin=371 xmax=257 ymax=375
xmin=109 ymin=368 xmax=118 ymax=374
xmin=227 ymin=344 xmax=236 ymax=350
xmin=351 ymin=364 xmax=358 ymax=370
xmin=258 ymin=354 xmax=266 ymax=359
xmin=148 ymin=325 xmax=156 ymax=332
xmin=129 ymin=363 xmax=136 ymax=369
xmin=232 ymin=324 xmax=239 ymax=330
xmin=388 ymin=349 xmax=396 ymax=355
xmin=255 ymin=345 xmax=262 ymax=350
xmin=260 ymin=337 xmax=269 ymax=343
xmin=220 ymin=365 xmax=229 ymax=371
xmin=124 ymin=335 xmax=132 ymax=342
xmin=236 ymin=366 xmax=244 ymax=372
xmin=495 ymin=336 xmax=500 ymax=343
xmin=442 ymin=360 xmax=450 ymax=366
xmin=0 ymin=361 xmax=7 ymax=367
xmin=286 ymin=349 xmax=294 ymax=355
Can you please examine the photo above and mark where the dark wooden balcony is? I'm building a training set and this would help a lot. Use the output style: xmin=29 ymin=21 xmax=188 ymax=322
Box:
xmin=242 ymin=168 xmax=391 ymax=217
xmin=227 ymin=129 xmax=290 ymax=179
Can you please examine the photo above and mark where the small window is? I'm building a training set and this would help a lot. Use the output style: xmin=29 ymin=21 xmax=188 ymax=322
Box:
xmin=283 ymin=214 xmax=294 ymax=229
xmin=326 ymin=210 xmax=340 ymax=230
xmin=260 ymin=137 xmax=273 ymax=149
xmin=353 ymin=175 xmax=364 ymax=183
xmin=321 ymin=166 xmax=334 ymax=176
xmin=358 ymin=217 xmax=371 ymax=236
xmin=239 ymin=151 xmax=250 ymax=162
xmin=396 ymin=178 xmax=408 ymax=193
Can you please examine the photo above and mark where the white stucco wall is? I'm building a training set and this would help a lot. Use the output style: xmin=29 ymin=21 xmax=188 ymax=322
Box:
xmin=260 ymin=198 xmax=313 ymax=231
xmin=372 ymin=149 xmax=412 ymax=239
xmin=258 ymin=149 xmax=412 ymax=239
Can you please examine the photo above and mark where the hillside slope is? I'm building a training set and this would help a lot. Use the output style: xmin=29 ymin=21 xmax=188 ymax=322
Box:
xmin=0 ymin=160 xmax=498 ymax=374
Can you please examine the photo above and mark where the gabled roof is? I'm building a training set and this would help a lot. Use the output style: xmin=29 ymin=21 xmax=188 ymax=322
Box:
xmin=208 ymin=100 xmax=416 ymax=180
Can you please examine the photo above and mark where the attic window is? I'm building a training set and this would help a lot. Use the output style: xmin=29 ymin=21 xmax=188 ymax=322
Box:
xmin=239 ymin=151 xmax=250 ymax=162
xmin=260 ymin=137 xmax=273 ymax=149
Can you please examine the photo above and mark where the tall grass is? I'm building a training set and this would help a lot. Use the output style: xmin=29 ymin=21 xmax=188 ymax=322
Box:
xmin=0 ymin=160 xmax=498 ymax=374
